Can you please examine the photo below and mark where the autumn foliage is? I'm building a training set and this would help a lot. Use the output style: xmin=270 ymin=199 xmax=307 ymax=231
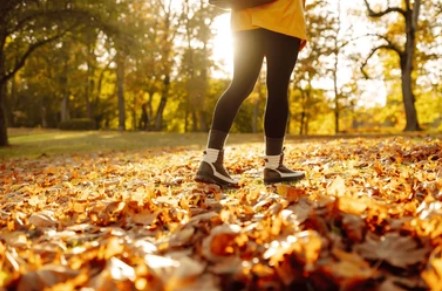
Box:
xmin=1 ymin=137 xmax=442 ymax=290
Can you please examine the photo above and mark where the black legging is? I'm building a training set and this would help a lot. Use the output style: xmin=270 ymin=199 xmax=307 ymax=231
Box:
xmin=211 ymin=28 xmax=301 ymax=139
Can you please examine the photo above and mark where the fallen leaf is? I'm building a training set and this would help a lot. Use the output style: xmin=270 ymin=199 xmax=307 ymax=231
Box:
xmin=169 ymin=227 xmax=195 ymax=247
xmin=341 ymin=214 xmax=366 ymax=243
xmin=276 ymin=185 xmax=307 ymax=202
xmin=16 ymin=265 xmax=79 ymax=291
xmin=202 ymin=224 xmax=242 ymax=262
xmin=327 ymin=176 xmax=347 ymax=196
xmin=422 ymin=247 xmax=442 ymax=290
xmin=29 ymin=211 xmax=58 ymax=228
xmin=264 ymin=230 xmax=322 ymax=271
xmin=354 ymin=232 xmax=429 ymax=268
xmin=322 ymin=247 xmax=378 ymax=285
xmin=1 ymin=137 xmax=442 ymax=290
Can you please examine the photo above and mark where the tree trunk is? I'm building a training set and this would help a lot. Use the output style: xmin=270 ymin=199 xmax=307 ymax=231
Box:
xmin=41 ymin=106 xmax=48 ymax=128
xmin=60 ymin=93 xmax=70 ymax=122
xmin=0 ymin=32 xmax=8 ymax=146
xmin=333 ymin=46 xmax=340 ymax=134
xmin=198 ymin=67 xmax=209 ymax=132
xmin=7 ymin=72 xmax=17 ymax=127
xmin=400 ymin=57 xmax=420 ymax=131
xmin=198 ymin=110 xmax=208 ymax=132
xmin=304 ymin=89 xmax=312 ymax=135
xmin=0 ymin=82 xmax=7 ymax=146
xmin=364 ymin=0 xmax=422 ymax=131
xmin=85 ymin=60 xmax=93 ymax=120
xmin=147 ymin=90 xmax=154 ymax=121
xmin=252 ymin=99 xmax=260 ymax=133
xmin=116 ymin=51 xmax=126 ymax=131
xmin=253 ymin=77 xmax=264 ymax=133
xmin=299 ymin=91 xmax=307 ymax=135
xmin=298 ymin=112 xmax=303 ymax=135
xmin=401 ymin=1 xmax=421 ymax=131
xmin=333 ymin=70 xmax=340 ymax=134
xmin=132 ymin=95 xmax=137 ymax=130
xmin=85 ymin=37 xmax=95 ymax=120
xmin=154 ymin=74 xmax=170 ymax=131
xmin=184 ymin=98 xmax=189 ymax=132
xmin=333 ymin=1 xmax=342 ymax=134
xmin=60 ymin=57 xmax=70 ymax=123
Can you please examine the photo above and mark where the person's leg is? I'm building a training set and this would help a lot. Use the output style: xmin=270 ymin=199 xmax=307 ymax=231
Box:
xmin=262 ymin=29 xmax=305 ymax=184
xmin=208 ymin=29 xmax=265 ymax=149
xmin=264 ymin=30 xmax=300 ymax=154
xmin=196 ymin=29 xmax=265 ymax=187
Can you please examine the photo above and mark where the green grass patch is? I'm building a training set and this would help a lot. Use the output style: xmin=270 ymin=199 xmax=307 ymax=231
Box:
xmin=0 ymin=128 xmax=264 ymax=159
xmin=2 ymin=128 xmax=439 ymax=160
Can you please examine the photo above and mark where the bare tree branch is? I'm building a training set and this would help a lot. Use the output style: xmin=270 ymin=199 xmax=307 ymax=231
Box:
xmin=8 ymin=8 xmax=122 ymax=42
xmin=0 ymin=24 xmax=75 ymax=84
xmin=360 ymin=44 xmax=401 ymax=79
xmin=366 ymin=33 xmax=403 ymax=54
xmin=336 ymin=33 xmax=400 ymax=51
xmin=363 ymin=0 xmax=406 ymax=18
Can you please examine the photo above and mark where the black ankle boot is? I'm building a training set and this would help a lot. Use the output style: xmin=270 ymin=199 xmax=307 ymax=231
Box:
xmin=264 ymin=152 xmax=305 ymax=184
xmin=195 ymin=148 xmax=238 ymax=187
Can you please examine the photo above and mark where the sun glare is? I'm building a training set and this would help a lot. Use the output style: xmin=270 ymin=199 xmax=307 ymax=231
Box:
xmin=206 ymin=2 xmax=387 ymax=106
xmin=211 ymin=14 xmax=234 ymax=78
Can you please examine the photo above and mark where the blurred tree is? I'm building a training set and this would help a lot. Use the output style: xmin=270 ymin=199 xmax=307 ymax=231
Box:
xmin=149 ymin=0 xmax=181 ymax=131
xmin=0 ymin=0 xmax=126 ymax=146
xmin=290 ymin=0 xmax=332 ymax=135
xmin=362 ymin=0 xmax=422 ymax=131
xmin=180 ymin=0 xmax=220 ymax=132
xmin=0 ymin=1 xmax=71 ymax=145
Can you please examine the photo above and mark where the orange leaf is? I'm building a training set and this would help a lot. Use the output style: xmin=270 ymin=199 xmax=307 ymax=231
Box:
xmin=422 ymin=247 xmax=442 ymax=290
xmin=327 ymin=176 xmax=346 ymax=196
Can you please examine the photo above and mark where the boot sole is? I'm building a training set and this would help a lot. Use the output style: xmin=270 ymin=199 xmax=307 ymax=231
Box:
xmin=195 ymin=173 xmax=239 ymax=188
xmin=264 ymin=174 xmax=305 ymax=185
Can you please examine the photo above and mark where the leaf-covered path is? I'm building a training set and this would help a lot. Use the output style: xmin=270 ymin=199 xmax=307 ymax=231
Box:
xmin=1 ymin=137 xmax=442 ymax=290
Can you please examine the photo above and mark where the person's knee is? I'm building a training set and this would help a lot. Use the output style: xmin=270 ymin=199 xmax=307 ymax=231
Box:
xmin=224 ymin=83 xmax=255 ymax=102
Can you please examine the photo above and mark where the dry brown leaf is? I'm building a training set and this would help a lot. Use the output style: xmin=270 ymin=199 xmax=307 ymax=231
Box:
xmin=276 ymin=185 xmax=307 ymax=202
xmin=1 ymin=232 xmax=28 ymax=248
xmin=128 ymin=209 xmax=157 ymax=225
xmin=168 ymin=256 xmax=206 ymax=279
xmin=172 ymin=274 xmax=219 ymax=291
xmin=88 ymin=269 xmax=129 ymax=291
xmin=202 ymin=224 xmax=242 ymax=262
xmin=2 ymin=138 xmax=442 ymax=290
xmin=5 ymin=250 xmax=22 ymax=272
xmin=286 ymin=198 xmax=313 ymax=224
xmin=209 ymin=256 xmax=243 ymax=275
xmin=169 ymin=227 xmax=195 ymax=247
xmin=16 ymin=265 xmax=79 ymax=291
xmin=133 ymin=239 xmax=157 ymax=255
xmin=327 ymin=176 xmax=346 ymax=196
xmin=264 ymin=230 xmax=322 ymax=271
xmin=28 ymin=211 xmax=58 ymax=228
xmin=378 ymin=278 xmax=411 ymax=291
xmin=336 ymin=196 xmax=368 ymax=215
xmin=354 ymin=232 xmax=428 ymax=268
xmin=341 ymin=214 xmax=365 ymax=243
xmin=188 ymin=212 xmax=219 ymax=226
xmin=323 ymin=248 xmax=378 ymax=283
xmin=144 ymin=254 xmax=206 ymax=290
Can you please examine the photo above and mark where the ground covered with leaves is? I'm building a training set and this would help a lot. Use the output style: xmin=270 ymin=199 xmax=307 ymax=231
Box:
xmin=1 ymin=136 xmax=442 ymax=290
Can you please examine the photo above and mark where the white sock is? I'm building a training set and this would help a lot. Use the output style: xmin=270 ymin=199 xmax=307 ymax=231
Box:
xmin=265 ymin=155 xmax=280 ymax=169
xmin=203 ymin=148 xmax=220 ymax=163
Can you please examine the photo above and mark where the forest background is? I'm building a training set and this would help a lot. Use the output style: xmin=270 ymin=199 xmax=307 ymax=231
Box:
xmin=0 ymin=0 xmax=441 ymax=148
